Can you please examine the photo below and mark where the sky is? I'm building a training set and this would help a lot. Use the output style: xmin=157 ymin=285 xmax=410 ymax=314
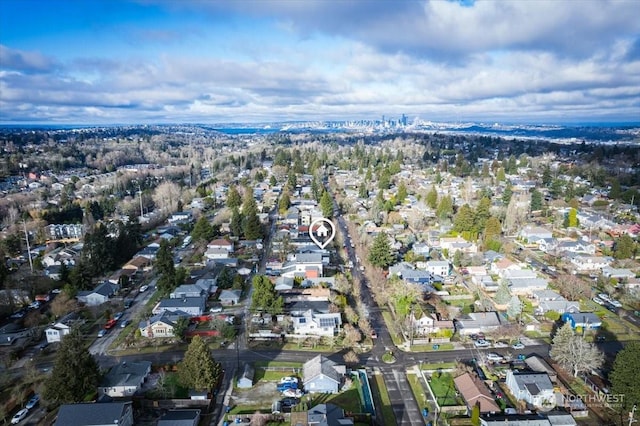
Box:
xmin=1 ymin=0 xmax=639 ymax=125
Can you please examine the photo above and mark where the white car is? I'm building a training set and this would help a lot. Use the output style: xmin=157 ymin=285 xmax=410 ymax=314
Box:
xmin=493 ymin=341 xmax=508 ymax=348
xmin=279 ymin=376 xmax=299 ymax=384
xmin=139 ymin=285 xmax=149 ymax=292
xmin=474 ymin=339 xmax=491 ymax=348
xmin=11 ymin=408 xmax=29 ymax=424
xmin=592 ymin=297 xmax=605 ymax=305
xmin=512 ymin=342 xmax=525 ymax=350
xmin=282 ymin=388 xmax=303 ymax=398
xmin=598 ymin=293 xmax=612 ymax=302
xmin=610 ymin=300 xmax=623 ymax=308
xmin=486 ymin=353 xmax=504 ymax=362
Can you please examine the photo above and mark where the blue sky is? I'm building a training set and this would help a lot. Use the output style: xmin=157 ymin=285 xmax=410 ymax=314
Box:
xmin=1 ymin=0 xmax=639 ymax=125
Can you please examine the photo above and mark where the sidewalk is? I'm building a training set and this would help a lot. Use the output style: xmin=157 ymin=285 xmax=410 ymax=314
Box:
xmin=212 ymin=366 xmax=236 ymax=426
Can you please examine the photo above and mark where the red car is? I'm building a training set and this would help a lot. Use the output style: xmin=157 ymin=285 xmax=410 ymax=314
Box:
xmin=104 ymin=319 xmax=117 ymax=329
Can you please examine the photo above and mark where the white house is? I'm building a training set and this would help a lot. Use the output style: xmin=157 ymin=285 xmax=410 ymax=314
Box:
xmin=570 ymin=256 xmax=612 ymax=272
xmin=45 ymin=312 xmax=83 ymax=343
xmin=505 ymin=371 xmax=555 ymax=408
xmin=76 ymin=282 xmax=118 ymax=306
xmin=152 ymin=296 xmax=206 ymax=316
xmin=207 ymin=238 xmax=234 ymax=253
xmin=519 ymin=226 xmax=553 ymax=243
xmin=291 ymin=310 xmax=342 ymax=337
xmin=424 ymin=260 xmax=450 ymax=277
xmin=99 ymin=361 xmax=152 ymax=397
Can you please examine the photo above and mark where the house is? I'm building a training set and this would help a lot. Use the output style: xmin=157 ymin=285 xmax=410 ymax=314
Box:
xmin=519 ymin=226 xmax=553 ymax=243
xmin=505 ymin=371 xmax=555 ymax=408
xmin=45 ymin=312 xmax=83 ymax=343
xmin=158 ymin=410 xmax=201 ymax=426
xmin=281 ymin=252 xmax=324 ymax=278
xmin=204 ymin=247 xmax=229 ymax=260
xmin=139 ymin=311 xmax=184 ymax=338
xmin=99 ymin=361 xmax=152 ymax=397
xmin=207 ymin=238 xmax=234 ymax=253
xmin=292 ymin=310 xmax=342 ymax=337
xmin=536 ymin=299 xmax=580 ymax=316
xmin=492 ymin=258 xmax=520 ymax=276
xmin=546 ymin=412 xmax=577 ymax=426
xmin=507 ymin=278 xmax=549 ymax=296
xmin=77 ymin=282 xmax=117 ymax=306
xmin=556 ymin=240 xmax=596 ymax=255
xmin=424 ymin=260 xmax=450 ymax=276
xmin=561 ymin=312 xmax=602 ymax=330
xmin=168 ymin=211 xmax=193 ymax=224
xmin=480 ymin=414 xmax=551 ymax=426
xmin=455 ymin=312 xmax=503 ymax=336
xmin=107 ymin=268 xmax=136 ymax=286
xmin=303 ymin=355 xmax=346 ymax=394
xmin=307 ymin=403 xmax=354 ymax=426
xmin=136 ymin=244 xmax=160 ymax=260
xmin=122 ymin=256 xmax=153 ymax=273
xmin=601 ymin=267 xmax=635 ymax=280
xmin=237 ymin=363 xmax=255 ymax=389
xmin=454 ymin=372 xmax=500 ymax=414
xmin=54 ymin=402 xmax=134 ymax=426
xmin=153 ymin=296 xmax=206 ymax=316
xmin=409 ymin=311 xmax=454 ymax=336
xmin=219 ymin=289 xmax=242 ymax=306
xmin=275 ymin=276 xmax=295 ymax=291
xmin=171 ymin=284 xmax=207 ymax=299
xmin=570 ymin=255 xmax=612 ymax=272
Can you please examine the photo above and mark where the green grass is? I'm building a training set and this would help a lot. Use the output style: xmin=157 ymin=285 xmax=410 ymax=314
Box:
xmin=406 ymin=373 xmax=430 ymax=409
xmin=420 ymin=362 xmax=457 ymax=371
xmin=370 ymin=373 xmax=397 ymax=426
xmin=428 ymin=372 xmax=462 ymax=406
xmin=145 ymin=372 xmax=189 ymax=399
xmin=308 ymin=381 xmax=363 ymax=413
xmin=410 ymin=343 xmax=454 ymax=352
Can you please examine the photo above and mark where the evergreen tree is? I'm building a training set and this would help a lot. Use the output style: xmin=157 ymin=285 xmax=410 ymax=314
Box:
xmin=550 ymin=322 xmax=603 ymax=377
xmin=530 ymin=189 xmax=543 ymax=212
xmin=320 ymin=190 xmax=333 ymax=218
xmin=251 ymin=274 xmax=284 ymax=314
xmin=507 ymin=295 xmax=523 ymax=319
xmin=613 ymin=234 xmax=636 ymax=260
xmin=278 ymin=192 xmax=291 ymax=215
xmin=496 ymin=167 xmax=506 ymax=182
xmin=242 ymin=190 xmax=263 ymax=240
xmin=474 ymin=197 xmax=491 ymax=233
xmin=191 ymin=216 xmax=216 ymax=243
xmin=269 ymin=175 xmax=277 ymax=187
xmin=542 ymin=165 xmax=552 ymax=187
xmin=502 ymin=184 xmax=513 ymax=205
xmin=484 ymin=216 xmax=502 ymax=242
xmin=453 ymin=204 xmax=476 ymax=233
xmin=426 ymin=186 xmax=438 ymax=210
xmin=436 ymin=195 xmax=453 ymax=221
xmin=610 ymin=342 xmax=640 ymax=414
xmin=178 ymin=335 xmax=222 ymax=391
xmin=156 ymin=240 xmax=176 ymax=296
xmin=226 ymin=185 xmax=242 ymax=209
xmin=368 ymin=232 xmax=395 ymax=269
xmin=230 ymin=207 xmax=242 ymax=237
xmin=396 ymin=182 xmax=408 ymax=205
xmin=44 ymin=329 xmax=100 ymax=404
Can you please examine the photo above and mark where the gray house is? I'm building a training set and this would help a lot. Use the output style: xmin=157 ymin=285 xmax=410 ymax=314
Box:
xmin=54 ymin=402 xmax=134 ymax=426
xmin=158 ymin=410 xmax=201 ymax=426
xmin=219 ymin=289 xmax=242 ymax=305
xmin=153 ymin=296 xmax=206 ymax=316
xmin=307 ymin=403 xmax=354 ymax=426
xmin=237 ymin=363 xmax=255 ymax=388
xmin=99 ymin=361 xmax=152 ymax=397
xmin=455 ymin=312 xmax=503 ymax=336
xmin=303 ymin=355 xmax=345 ymax=394
xmin=77 ymin=282 xmax=117 ymax=306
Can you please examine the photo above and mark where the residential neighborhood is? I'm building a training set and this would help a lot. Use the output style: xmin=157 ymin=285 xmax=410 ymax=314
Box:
xmin=0 ymin=125 xmax=639 ymax=426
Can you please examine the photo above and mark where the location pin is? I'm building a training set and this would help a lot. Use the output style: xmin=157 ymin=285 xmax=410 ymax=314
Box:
xmin=309 ymin=218 xmax=336 ymax=249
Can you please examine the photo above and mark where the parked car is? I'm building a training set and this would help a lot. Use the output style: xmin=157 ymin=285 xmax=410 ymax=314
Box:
xmin=486 ymin=353 xmax=504 ymax=362
xmin=98 ymin=329 xmax=108 ymax=338
xmin=512 ymin=342 xmax=525 ymax=350
xmin=474 ymin=339 xmax=491 ymax=348
xmin=282 ymin=388 xmax=304 ymax=398
xmin=277 ymin=382 xmax=298 ymax=392
xmin=280 ymin=397 xmax=300 ymax=407
xmin=598 ymin=293 xmax=612 ymax=302
xmin=592 ymin=296 xmax=605 ymax=305
xmin=610 ymin=300 xmax=622 ymax=308
xmin=104 ymin=319 xmax=117 ymax=329
xmin=493 ymin=341 xmax=508 ymax=348
xmin=25 ymin=394 xmax=39 ymax=410
xmin=124 ymin=299 xmax=134 ymax=308
xmin=120 ymin=319 xmax=131 ymax=328
xmin=113 ymin=312 xmax=124 ymax=321
xmin=279 ymin=376 xmax=299 ymax=385
xmin=139 ymin=285 xmax=149 ymax=292
xmin=11 ymin=408 xmax=29 ymax=424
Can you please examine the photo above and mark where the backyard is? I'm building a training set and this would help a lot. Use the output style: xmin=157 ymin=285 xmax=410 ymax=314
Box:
xmin=428 ymin=372 xmax=463 ymax=406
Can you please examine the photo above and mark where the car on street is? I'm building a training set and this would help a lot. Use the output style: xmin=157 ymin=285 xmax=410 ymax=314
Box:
xmin=486 ymin=353 xmax=504 ymax=362
xmin=120 ymin=319 xmax=131 ymax=328
xmin=610 ymin=300 xmax=622 ymax=308
xmin=139 ymin=285 xmax=149 ymax=292
xmin=592 ymin=296 xmax=605 ymax=305
xmin=104 ymin=319 xmax=117 ymax=329
xmin=474 ymin=339 xmax=491 ymax=348
xmin=98 ymin=329 xmax=108 ymax=338
xmin=512 ymin=342 xmax=525 ymax=350
xmin=113 ymin=312 xmax=124 ymax=321
xmin=11 ymin=408 xmax=29 ymax=424
xmin=25 ymin=394 xmax=39 ymax=410
xmin=493 ymin=341 xmax=508 ymax=348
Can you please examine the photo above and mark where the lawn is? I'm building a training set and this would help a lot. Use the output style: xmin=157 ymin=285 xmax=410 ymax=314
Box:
xmin=145 ymin=372 xmax=189 ymax=399
xmin=307 ymin=380 xmax=363 ymax=414
xmin=370 ymin=373 xmax=397 ymax=426
xmin=410 ymin=343 xmax=454 ymax=352
xmin=406 ymin=373 xmax=430 ymax=409
xmin=420 ymin=362 xmax=457 ymax=371
xmin=428 ymin=372 xmax=462 ymax=406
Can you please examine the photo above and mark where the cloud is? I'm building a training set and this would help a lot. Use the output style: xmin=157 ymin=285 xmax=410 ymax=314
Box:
xmin=0 ymin=45 xmax=58 ymax=73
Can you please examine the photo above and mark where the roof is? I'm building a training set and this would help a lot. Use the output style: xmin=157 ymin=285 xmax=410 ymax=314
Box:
xmin=55 ymin=402 xmax=132 ymax=426
xmin=524 ymin=356 xmax=556 ymax=377
xmin=563 ymin=312 xmax=602 ymax=325
xmin=157 ymin=296 xmax=206 ymax=309
xmin=158 ymin=409 xmax=201 ymax=426
xmin=303 ymin=355 xmax=342 ymax=384
xmin=307 ymin=403 xmax=353 ymax=426
xmin=101 ymin=361 xmax=151 ymax=388
xmin=219 ymin=289 xmax=242 ymax=300
xmin=509 ymin=371 xmax=554 ymax=394
xmin=453 ymin=373 xmax=500 ymax=413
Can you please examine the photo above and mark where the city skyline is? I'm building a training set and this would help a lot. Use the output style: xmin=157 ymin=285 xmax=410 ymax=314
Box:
xmin=1 ymin=0 xmax=639 ymax=125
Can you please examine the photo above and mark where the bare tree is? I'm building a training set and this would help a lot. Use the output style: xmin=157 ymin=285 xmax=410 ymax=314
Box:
xmin=555 ymin=274 xmax=592 ymax=301
xmin=343 ymin=350 xmax=359 ymax=366
xmin=50 ymin=292 xmax=78 ymax=319
xmin=152 ymin=181 xmax=182 ymax=214
xmin=343 ymin=323 xmax=362 ymax=347
xmin=550 ymin=322 xmax=604 ymax=377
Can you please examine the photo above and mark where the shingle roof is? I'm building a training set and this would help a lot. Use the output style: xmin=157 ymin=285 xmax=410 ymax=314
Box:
xmin=101 ymin=361 xmax=151 ymax=388
xmin=55 ymin=402 xmax=131 ymax=426
xmin=303 ymin=355 xmax=341 ymax=384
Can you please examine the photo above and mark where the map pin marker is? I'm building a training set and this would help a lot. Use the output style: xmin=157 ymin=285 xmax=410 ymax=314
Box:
xmin=309 ymin=218 xmax=336 ymax=249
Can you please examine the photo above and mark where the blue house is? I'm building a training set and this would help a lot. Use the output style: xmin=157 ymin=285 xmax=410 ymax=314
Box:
xmin=561 ymin=312 xmax=602 ymax=330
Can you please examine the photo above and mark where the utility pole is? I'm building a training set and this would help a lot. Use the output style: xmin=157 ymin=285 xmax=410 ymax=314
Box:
xmin=23 ymin=221 xmax=33 ymax=273
xmin=138 ymin=185 xmax=144 ymax=218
